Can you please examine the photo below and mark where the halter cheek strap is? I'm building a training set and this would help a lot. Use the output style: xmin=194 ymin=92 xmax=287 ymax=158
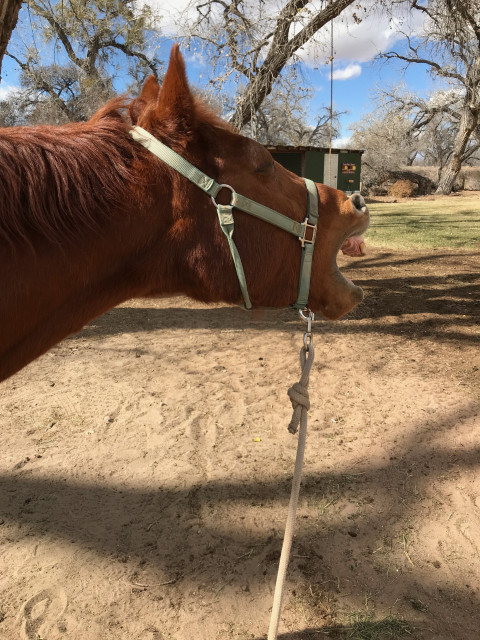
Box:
xmin=130 ymin=125 xmax=319 ymax=310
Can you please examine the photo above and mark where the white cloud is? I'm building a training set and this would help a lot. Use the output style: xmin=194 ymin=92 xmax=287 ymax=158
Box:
xmin=331 ymin=63 xmax=361 ymax=81
xmin=332 ymin=136 xmax=352 ymax=149
xmin=142 ymin=0 xmax=426 ymax=68
xmin=300 ymin=0 xmax=426 ymax=65
xmin=144 ymin=0 xmax=220 ymax=37
xmin=0 ymin=84 xmax=19 ymax=100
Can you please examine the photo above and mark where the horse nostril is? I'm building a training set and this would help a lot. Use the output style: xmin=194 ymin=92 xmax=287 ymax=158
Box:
xmin=350 ymin=193 xmax=367 ymax=214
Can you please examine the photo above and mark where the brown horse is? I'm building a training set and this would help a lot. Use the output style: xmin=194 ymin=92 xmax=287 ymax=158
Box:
xmin=0 ymin=45 xmax=369 ymax=383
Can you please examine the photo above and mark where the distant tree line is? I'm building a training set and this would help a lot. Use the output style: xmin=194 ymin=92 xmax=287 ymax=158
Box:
xmin=351 ymin=0 xmax=480 ymax=195
xmin=1 ymin=0 xmax=479 ymax=195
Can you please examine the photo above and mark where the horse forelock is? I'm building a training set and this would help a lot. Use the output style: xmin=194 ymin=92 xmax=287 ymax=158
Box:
xmin=0 ymin=98 xmax=147 ymax=251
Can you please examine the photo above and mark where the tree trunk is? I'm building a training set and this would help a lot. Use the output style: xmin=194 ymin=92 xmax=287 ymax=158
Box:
xmin=436 ymin=102 xmax=479 ymax=194
xmin=229 ymin=0 xmax=356 ymax=130
xmin=0 ymin=0 xmax=22 ymax=80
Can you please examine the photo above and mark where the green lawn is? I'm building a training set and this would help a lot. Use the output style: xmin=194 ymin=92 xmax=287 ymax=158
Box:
xmin=365 ymin=196 xmax=480 ymax=249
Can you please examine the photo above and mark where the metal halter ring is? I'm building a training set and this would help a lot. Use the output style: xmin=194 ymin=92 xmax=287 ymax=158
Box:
xmin=299 ymin=308 xmax=314 ymax=330
xmin=299 ymin=308 xmax=314 ymax=351
xmin=211 ymin=184 xmax=236 ymax=208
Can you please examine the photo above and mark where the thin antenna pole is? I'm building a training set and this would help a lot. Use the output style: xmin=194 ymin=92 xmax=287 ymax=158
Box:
xmin=328 ymin=16 xmax=334 ymax=186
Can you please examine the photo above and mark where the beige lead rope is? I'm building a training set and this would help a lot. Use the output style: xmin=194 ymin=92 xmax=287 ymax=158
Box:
xmin=267 ymin=313 xmax=315 ymax=640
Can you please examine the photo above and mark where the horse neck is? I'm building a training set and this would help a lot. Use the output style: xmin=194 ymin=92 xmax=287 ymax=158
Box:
xmin=0 ymin=195 xmax=173 ymax=382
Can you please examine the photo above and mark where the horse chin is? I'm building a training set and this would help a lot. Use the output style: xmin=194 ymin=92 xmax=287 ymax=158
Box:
xmin=313 ymin=267 xmax=364 ymax=320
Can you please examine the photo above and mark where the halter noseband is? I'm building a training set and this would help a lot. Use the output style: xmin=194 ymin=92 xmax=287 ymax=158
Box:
xmin=130 ymin=125 xmax=319 ymax=310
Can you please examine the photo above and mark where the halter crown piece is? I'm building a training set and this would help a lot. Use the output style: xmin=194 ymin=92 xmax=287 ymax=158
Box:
xmin=130 ymin=126 xmax=319 ymax=310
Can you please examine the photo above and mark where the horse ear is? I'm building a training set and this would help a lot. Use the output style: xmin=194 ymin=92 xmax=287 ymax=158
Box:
xmin=139 ymin=75 xmax=160 ymax=102
xmin=129 ymin=75 xmax=160 ymax=124
xmin=156 ymin=44 xmax=195 ymax=130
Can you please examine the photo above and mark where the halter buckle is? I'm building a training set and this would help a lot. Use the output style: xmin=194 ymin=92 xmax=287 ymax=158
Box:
xmin=299 ymin=218 xmax=317 ymax=247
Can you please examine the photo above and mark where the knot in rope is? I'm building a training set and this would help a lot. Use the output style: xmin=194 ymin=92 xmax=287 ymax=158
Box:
xmin=287 ymin=382 xmax=310 ymax=433
xmin=287 ymin=344 xmax=315 ymax=434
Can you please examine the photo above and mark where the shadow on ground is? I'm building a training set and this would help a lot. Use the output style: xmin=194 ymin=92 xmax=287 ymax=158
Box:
xmin=3 ymin=248 xmax=479 ymax=638
xmin=75 ymin=251 xmax=479 ymax=347
xmin=2 ymin=399 xmax=479 ymax=638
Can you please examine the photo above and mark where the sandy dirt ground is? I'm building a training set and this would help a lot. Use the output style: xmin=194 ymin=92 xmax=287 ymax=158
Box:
xmin=0 ymin=247 xmax=479 ymax=640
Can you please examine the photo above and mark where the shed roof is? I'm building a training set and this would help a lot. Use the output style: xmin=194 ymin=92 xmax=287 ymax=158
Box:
xmin=266 ymin=145 xmax=365 ymax=155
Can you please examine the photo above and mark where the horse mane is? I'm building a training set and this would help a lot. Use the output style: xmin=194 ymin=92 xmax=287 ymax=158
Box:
xmin=0 ymin=88 xmax=235 ymax=252
xmin=0 ymin=97 xmax=146 ymax=250
xmin=193 ymin=97 xmax=237 ymax=134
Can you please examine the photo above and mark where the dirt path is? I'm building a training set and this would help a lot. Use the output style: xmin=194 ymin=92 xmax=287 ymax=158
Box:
xmin=0 ymin=249 xmax=479 ymax=640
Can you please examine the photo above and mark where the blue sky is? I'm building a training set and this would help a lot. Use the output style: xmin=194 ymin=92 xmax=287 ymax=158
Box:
xmin=1 ymin=1 xmax=440 ymax=146
xmin=304 ymin=51 xmax=438 ymax=145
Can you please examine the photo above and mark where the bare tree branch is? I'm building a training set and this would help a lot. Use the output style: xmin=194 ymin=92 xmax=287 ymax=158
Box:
xmin=181 ymin=0 xmax=357 ymax=130
xmin=381 ymin=50 xmax=465 ymax=84
xmin=103 ymin=40 xmax=160 ymax=78
xmin=6 ymin=51 xmax=75 ymax=118
xmin=27 ymin=0 xmax=85 ymax=70
xmin=5 ymin=0 xmax=161 ymax=122
xmin=230 ymin=0 xmax=356 ymax=129
xmin=380 ymin=0 xmax=480 ymax=194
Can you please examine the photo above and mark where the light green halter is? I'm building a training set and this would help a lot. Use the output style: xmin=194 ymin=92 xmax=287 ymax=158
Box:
xmin=130 ymin=125 xmax=319 ymax=310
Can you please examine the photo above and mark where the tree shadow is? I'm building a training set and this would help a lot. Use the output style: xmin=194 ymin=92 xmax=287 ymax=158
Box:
xmin=1 ymin=400 xmax=479 ymax=638
xmin=3 ymin=248 xmax=479 ymax=637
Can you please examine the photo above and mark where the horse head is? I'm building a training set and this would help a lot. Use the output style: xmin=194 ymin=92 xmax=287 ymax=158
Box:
xmin=0 ymin=45 xmax=369 ymax=382
xmin=128 ymin=45 xmax=370 ymax=320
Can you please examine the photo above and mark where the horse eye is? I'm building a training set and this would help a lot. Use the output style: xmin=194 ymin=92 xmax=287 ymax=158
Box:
xmin=255 ymin=161 xmax=275 ymax=174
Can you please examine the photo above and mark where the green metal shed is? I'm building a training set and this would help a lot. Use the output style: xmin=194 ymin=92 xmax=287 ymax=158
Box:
xmin=266 ymin=145 xmax=364 ymax=194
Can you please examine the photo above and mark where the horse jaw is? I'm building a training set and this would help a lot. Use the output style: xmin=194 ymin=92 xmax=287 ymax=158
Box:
xmin=310 ymin=192 xmax=369 ymax=319
xmin=315 ymin=262 xmax=365 ymax=320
